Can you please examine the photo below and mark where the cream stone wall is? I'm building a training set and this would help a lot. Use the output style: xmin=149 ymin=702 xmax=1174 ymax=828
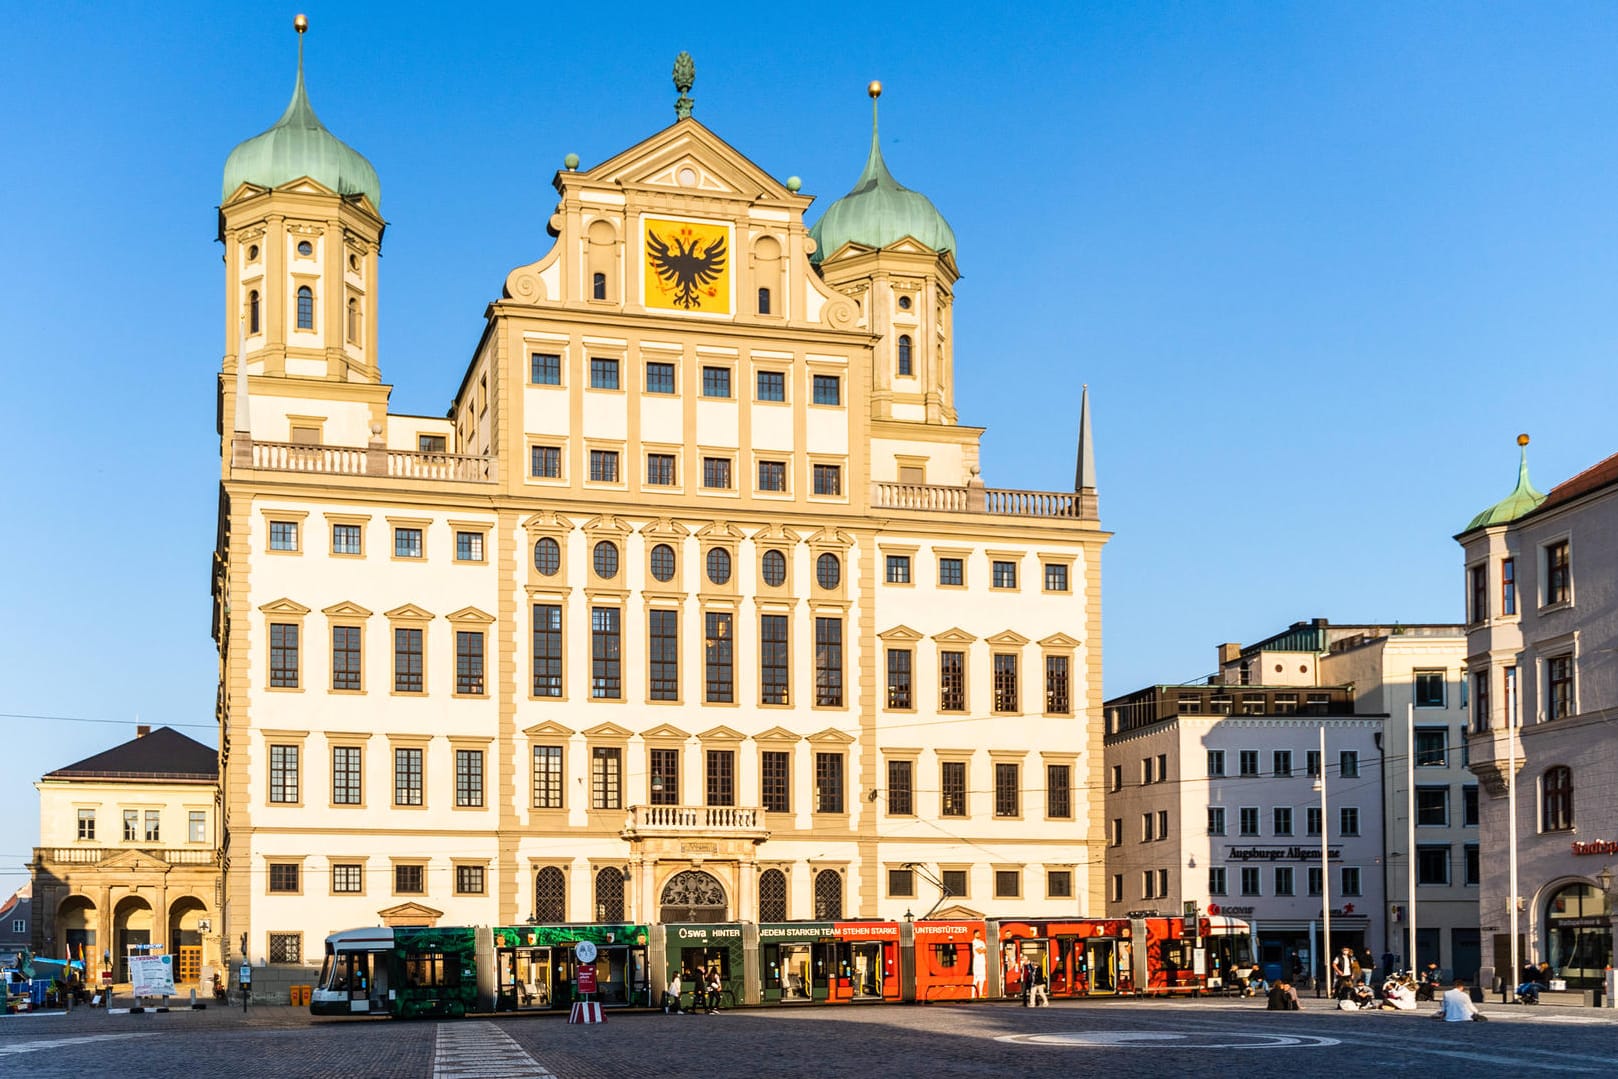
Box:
xmin=37 ymin=780 xmax=214 ymax=850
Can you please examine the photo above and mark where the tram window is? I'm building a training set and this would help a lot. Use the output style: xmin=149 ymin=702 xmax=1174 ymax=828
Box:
xmin=404 ymin=952 xmax=459 ymax=988
xmin=934 ymin=943 xmax=961 ymax=968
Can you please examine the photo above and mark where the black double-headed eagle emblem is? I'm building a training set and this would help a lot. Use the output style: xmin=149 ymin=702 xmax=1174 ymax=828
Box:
xmin=646 ymin=226 xmax=727 ymax=310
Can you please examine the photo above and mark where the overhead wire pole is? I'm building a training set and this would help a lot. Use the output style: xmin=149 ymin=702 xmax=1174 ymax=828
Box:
xmin=1508 ymin=678 xmax=1521 ymax=1000
xmin=1407 ymin=701 xmax=1416 ymax=975
xmin=1320 ymin=724 xmax=1331 ymax=992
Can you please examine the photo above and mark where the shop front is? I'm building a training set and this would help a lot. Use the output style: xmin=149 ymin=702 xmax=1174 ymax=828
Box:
xmin=1544 ymin=881 xmax=1612 ymax=990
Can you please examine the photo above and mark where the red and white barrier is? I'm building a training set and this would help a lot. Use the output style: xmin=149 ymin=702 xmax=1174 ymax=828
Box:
xmin=567 ymin=1001 xmax=605 ymax=1024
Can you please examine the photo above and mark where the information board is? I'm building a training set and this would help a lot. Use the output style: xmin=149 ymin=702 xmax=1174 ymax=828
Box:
xmin=129 ymin=955 xmax=175 ymax=997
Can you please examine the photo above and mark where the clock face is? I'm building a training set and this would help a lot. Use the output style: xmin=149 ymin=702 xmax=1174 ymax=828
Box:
xmin=643 ymin=217 xmax=731 ymax=315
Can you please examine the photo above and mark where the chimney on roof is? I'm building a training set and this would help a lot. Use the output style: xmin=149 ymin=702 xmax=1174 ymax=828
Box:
xmin=1217 ymin=643 xmax=1242 ymax=665
xmin=137 ymin=724 xmax=151 ymax=737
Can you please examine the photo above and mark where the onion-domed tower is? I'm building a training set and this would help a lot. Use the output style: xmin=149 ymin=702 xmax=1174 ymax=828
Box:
xmin=811 ymin=83 xmax=959 ymax=429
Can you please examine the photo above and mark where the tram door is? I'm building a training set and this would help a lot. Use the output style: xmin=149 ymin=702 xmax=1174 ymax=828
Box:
xmin=1051 ymin=936 xmax=1081 ymax=997
xmin=769 ymin=943 xmax=816 ymax=1002
xmin=503 ymin=947 xmax=554 ymax=1010
xmin=1085 ymin=939 xmax=1118 ymax=995
xmin=842 ymin=942 xmax=884 ymax=1000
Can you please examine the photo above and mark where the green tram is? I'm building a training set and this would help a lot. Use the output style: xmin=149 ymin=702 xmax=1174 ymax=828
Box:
xmin=311 ymin=923 xmax=652 ymax=1018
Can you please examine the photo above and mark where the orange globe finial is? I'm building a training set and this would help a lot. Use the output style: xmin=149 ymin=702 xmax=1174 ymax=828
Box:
xmin=868 ymin=80 xmax=882 ymax=99
xmin=1517 ymin=433 xmax=1530 ymax=447
xmin=294 ymin=13 xmax=308 ymax=32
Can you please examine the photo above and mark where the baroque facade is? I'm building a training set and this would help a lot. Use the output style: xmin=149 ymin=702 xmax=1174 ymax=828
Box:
xmin=212 ymin=32 xmax=1106 ymax=970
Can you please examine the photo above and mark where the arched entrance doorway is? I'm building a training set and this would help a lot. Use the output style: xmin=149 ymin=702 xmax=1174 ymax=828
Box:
xmin=57 ymin=895 xmax=97 ymax=968
xmin=113 ymin=896 xmax=154 ymax=982
xmin=1546 ymin=881 xmax=1611 ymax=989
xmin=659 ymin=869 xmax=728 ymax=923
xmin=168 ymin=897 xmax=209 ymax=985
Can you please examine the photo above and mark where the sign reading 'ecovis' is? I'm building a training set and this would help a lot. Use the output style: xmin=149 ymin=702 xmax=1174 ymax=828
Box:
xmin=1225 ymin=846 xmax=1343 ymax=862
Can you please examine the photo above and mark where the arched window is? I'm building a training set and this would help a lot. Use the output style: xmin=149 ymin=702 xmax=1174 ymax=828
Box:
xmin=757 ymin=287 xmax=771 ymax=315
xmin=533 ymin=537 xmax=561 ymax=576
xmin=897 ymin=334 xmax=913 ymax=376
xmin=593 ymin=540 xmax=619 ymax=579
xmin=659 ymin=869 xmax=728 ymax=923
xmin=296 ymin=286 xmax=314 ymax=330
xmin=760 ymin=549 xmax=787 ymax=587
xmin=594 ymin=866 xmax=625 ymax=922
xmin=1543 ymin=766 xmax=1574 ymax=832
xmin=649 ymin=543 xmax=676 ymax=582
xmin=248 ymin=290 xmax=260 ymax=335
xmin=816 ymin=553 xmax=841 ymax=590
xmin=346 ymin=297 xmax=360 ymax=343
xmin=534 ymin=866 xmax=566 ymax=923
xmin=758 ymin=868 xmax=787 ymax=922
xmin=592 ymin=272 xmax=607 ymax=301
xmin=813 ymin=868 xmax=843 ymax=919
xmin=706 ymin=548 xmax=732 ymax=586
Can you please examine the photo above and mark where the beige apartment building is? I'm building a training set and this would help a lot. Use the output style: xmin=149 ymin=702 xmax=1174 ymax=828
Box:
xmin=211 ymin=33 xmax=1107 ymax=971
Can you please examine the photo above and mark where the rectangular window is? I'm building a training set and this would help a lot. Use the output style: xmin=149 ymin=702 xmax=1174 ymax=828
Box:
xmin=268 ymin=864 xmax=300 ymax=894
xmin=1341 ymin=866 xmax=1362 ymax=896
xmin=455 ymin=630 xmax=485 ymax=695
xmin=332 ymin=746 xmax=362 ymax=805
xmin=704 ymin=611 xmax=734 ymax=702
xmin=646 ymin=453 xmax=676 ymax=486
xmin=332 ymin=523 xmax=362 ymax=555
xmin=418 ymin=434 xmax=447 ymax=453
xmin=995 ymin=870 xmax=1021 ymax=899
xmin=1501 ymin=557 xmax=1517 ymax=615
xmin=757 ymin=459 xmax=786 ymax=492
xmin=811 ymin=374 xmax=841 ymax=405
xmin=394 ymin=864 xmax=425 ymax=894
xmin=1157 ymin=808 xmax=1169 ymax=839
xmin=1240 ymin=867 xmax=1261 ymax=896
xmin=814 ymin=752 xmax=844 ymax=813
xmin=941 ymin=761 xmax=968 ymax=817
xmin=991 ymin=560 xmax=1018 ymax=588
xmin=1473 ymin=669 xmax=1491 ymax=732
xmin=1414 ymin=670 xmax=1446 ymax=707
xmin=456 ymin=865 xmax=486 ymax=895
xmin=1110 ymin=875 xmax=1123 ymax=903
xmin=269 ymin=623 xmax=299 ymax=688
xmin=394 ymin=527 xmax=423 ymax=559
xmin=1209 ymin=867 xmax=1227 ymax=896
xmin=939 ymin=650 xmax=966 ymax=711
xmin=1273 ymin=750 xmax=1293 ymax=777
xmin=530 ymin=445 xmax=562 ymax=478
xmin=1547 ymin=655 xmax=1574 ymax=720
xmin=1045 ymin=655 xmax=1071 ymax=714
xmin=1464 ymin=844 xmax=1480 ymax=886
xmin=702 ymin=457 xmax=732 ymax=490
xmin=938 ymin=557 xmax=964 ymax=586
xmin=331 ymin=864 xmax=362 ymax=894
xmin=649 ymin=747 xmax=679 ymax=805
xmin=330 ymin=625 xmax=362 ymax=691
xmin=589 ymin=450 xmax=620 ymax=483
xmin=144 ymin=809 xmax=161 ymax=842
xmin=1307 ymin=806 xmax=1322 ymax=836
xmin=1414 ymin=727 xmax=1448 ymax=766
xmin=1273 ymin=807 xmax=1293 ymax=835
xmin=760 ymin=614 xmax=789 ymax=705
xmin=889 ymin=868 xmax=916 ymax=897
xmin=455 ymin=531 xmax=484 ymax=562
xmin=77 ymin=808 xmax=95 ymax=841
xmin=591 ymin=608 xmax=622 ymax=699
xmin=531 ymin=746 xmax=563 ymax=809
xmin=645 ymin=361 xmax=675 ymax=394
xmin=123 ymin=809 xmax=138 ymax=841
xmin=1416 ymin=785 xmax=1449 ymax=826
xmin=888 ymin=759 xmax=915 ymax=815
xmin=1109 ymin=818 xmax=1122 ymax=846
xmin=1043 ymin=563 xmax=1069 ymax=591
xmin=394 ymin=627 xmax=423 ymax=693
xmin=992 ymin=653 xmax=1019 ymax=713
xmin=994 ymin=763 xmax=1020 ymax=817
xmin=701 ymin=365 xmax=731 ymax=398
xmin=455 ymin=749 xmax=484 ymax=808
xmin=1463 ymin=784 xmax=1479 ymax=826
xmin=269 ymin=520 xmax=299 ymax=551
xmin=1110 ymin=764 xmax=1122 ymax=792
xmin=1047 ymin=764 xmax=1072 ymax=819
xmin=885 ymin=555 xmax=912 ymax=583
xmin=591 ymin=746 xmax=622 ymax=809
xmin=945 ymin=870 xmax=970 ymax=899
xmin=756 ymin=370 xmax=785 ymax=401
xmin=530 ymin=352 xmax=561 ymax=385
xmin=1048 ymin=870 xmax=1073 ymax=899
xmin=812 ymin=464 xmax=842 ymax=496
xmin=1545 ymin=540 xmax=1571 ymax=605
xmin=1274 ymin=866 xmax=1295 ymax=896
xmin=394 ymin=748 xmax=423 ymax=806
xmin=886 ymin=649 xmax=913 ymax=709
xmin=1208 ymin=807 xmax=1226 ymax=835
xmin=269 ymin=744 xmax=300 ymax=803
xmin=761 ymin=750 xmax=790 ymax=812
xmin=1339 ymin=807 xmax=1360 ymax=836
xmin=532 ymin=604 xmax=562 ymax=697
xmin=1239 ymin=807 xmax=1259 ymax=836
xmin=1239 ymin=750 xmax=1259 ymax=777
xmin=1339 ymin=751 xmax=1359 ymax=778
xmin=814 ymin=617 xmax=843 ymax=706
xmin=1207 ymin=750 xmax=1226 ymax=777
xmin=589 ymin=357 xmax=620 ymax=389
xmin=648 ymin=609 xmax=679 ymax=702
xmin=1469 ymin=562 xmax=1488 ymax=624
xmin=1141 ymin=758 xmax=1155 ymax=785
xmin=705 ymin=749 xmax=735 ymax=807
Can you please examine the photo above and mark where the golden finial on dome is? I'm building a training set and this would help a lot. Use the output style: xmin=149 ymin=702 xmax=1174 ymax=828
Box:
xmin=867 ymin=80 xmax=882 ymax=99
xmin=294 ymin=13 xmax=308 ymax=32
xmin=1517 ymin=433 xmax=1530 ymax=447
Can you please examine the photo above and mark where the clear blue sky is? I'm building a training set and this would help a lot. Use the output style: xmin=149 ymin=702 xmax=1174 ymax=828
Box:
xmin=3 ymin=3 xmax=1615 ymax=893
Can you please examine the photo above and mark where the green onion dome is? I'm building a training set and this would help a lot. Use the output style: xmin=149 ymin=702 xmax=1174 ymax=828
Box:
xmin=222 ymin=61 xmax=380 ymax=210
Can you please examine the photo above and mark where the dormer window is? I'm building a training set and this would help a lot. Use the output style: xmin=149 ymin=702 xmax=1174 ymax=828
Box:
xmin=592 ymin=272 xmax=607 ymax=301
xmin=248 ymin=290 xmax=260 ymax=335
xmin=296 ymin=286 xmax=314 ymax=330
xmin=758 ymin=287 xmax=771 ymax=315
xmin=898 ymin=335 xmax=913 ymax=376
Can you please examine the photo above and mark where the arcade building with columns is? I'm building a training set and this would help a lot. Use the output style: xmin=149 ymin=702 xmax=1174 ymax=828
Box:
xmin=212 ymin=27 xmax=1107 ymax=973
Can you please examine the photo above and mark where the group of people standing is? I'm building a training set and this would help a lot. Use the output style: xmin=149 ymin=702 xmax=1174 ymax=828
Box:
xmin=661 ymin=967 xmax=725 ymax=1015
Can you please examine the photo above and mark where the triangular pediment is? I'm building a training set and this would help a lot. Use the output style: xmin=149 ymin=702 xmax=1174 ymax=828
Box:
xmin=377 ymin=901 xmax=443 ymax=927
xmin=96 ymin=848 xmax=177 ymax=872
xmin=880 ymin=236 xmax=936 ymax=257
xmin=522 ymin=720 xmax=576 ymax=739
xmin=878 ymin=625 xmax=924 ymax=643
xmin=928 ymin=903 xmax=984 ymax=920
xmin=522 ymin=511 xmax=575 ymax=534
xmin=806 ymin=526 xmax=854 ymax=550
xmin=697 ymin=724 xmax=746 ymax=743
xmin=754 ymin=726 xmax=803 ymax=744
xmin=753 ymin=523 xmax=802 ymax=546
xmin=806 ymin=727 xmax=856 ymax=746
xmin=322 ymin=601 xmax=374 ymax=619
xmin=932 ymin=627 xmax=978 ymax=645
xmin=640 ymin=723 xmax=692 ymax=742
xmin=583 ymin=120 xmax=797 ymax=204
xmin=1038 ymin=633 xmax=1081 ymax=649
xmin=695 ymin=520 xmax=746 ymax=542
xmin=583 ymin=513 xmax=632 ymax=537
xmin=583 ymin=722 xmax=634 ymax=741
xmin=258 ymin=597 xmax=310 ymax=615
xmin=384 ymin=603 xmax=435 ymax=622
xmin=445 ymin=605 xmax=496 ymax=625
xmin=986 ymin=630 xmax=1031 ymax=647
xmin=640 ymin=518 xmax=691 ymax=540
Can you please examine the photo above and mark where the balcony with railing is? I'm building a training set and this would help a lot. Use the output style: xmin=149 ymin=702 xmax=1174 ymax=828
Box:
xmin=620 ymin=804 xmax=770 ymax=842
xmin=240 ymin=440 xmax=497 ymax=484
xmin=871 ymin=479 xmax=1095 ymax=521
xmin=35 ymin=847 xmax=220 ymax=867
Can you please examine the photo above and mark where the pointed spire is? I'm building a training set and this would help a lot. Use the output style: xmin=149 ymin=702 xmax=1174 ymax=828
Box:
xmin=855 ymin=80 xmax=897 ymax=191
xmin=1075 ymin=385 xmax=1096 ymax=491
xmin=1461 ymin=433 xmax=1546 ymax=532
